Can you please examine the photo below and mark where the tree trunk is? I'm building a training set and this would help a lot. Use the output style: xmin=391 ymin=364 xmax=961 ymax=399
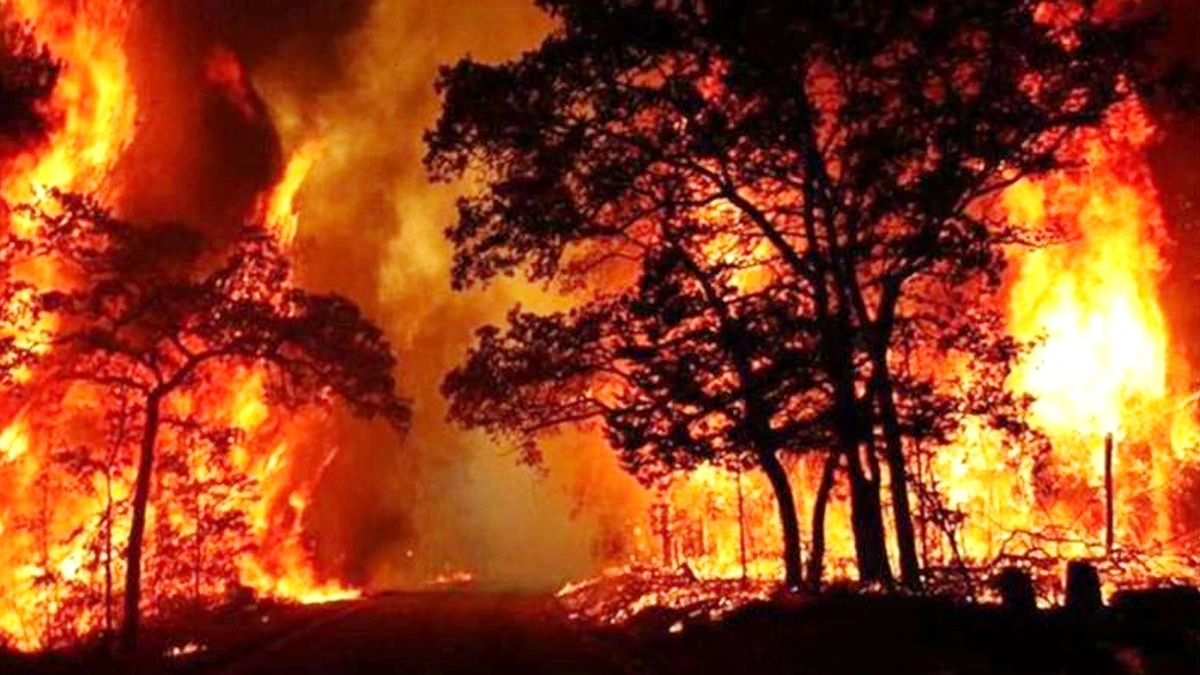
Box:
xmin=760 ymin=449 xmax=802 ymax=591
xmin=807 ymin=450 xmax=840 ymax=586
xmin=845 ymin=446 xmax=892 ymax=585
xmin=193 ymin=485 xmax=201 ymax=606
xmin=871 ymin=362 xmax=922 ymax=589
xmin=104 ymin=469 xmax=113 ymax=636
xmin=119 ymin=393 xmax=160 ymax=655
xmin=104 ymin=398 xmax=127 ymax=640
xmin=823 ymin=333 xmax=893 ymax=586
xmin=736 ymin=467 xmax=748 ymax=583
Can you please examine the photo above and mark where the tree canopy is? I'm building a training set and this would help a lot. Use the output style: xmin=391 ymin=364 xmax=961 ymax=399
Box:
xmin=432 ymin=0 xmax=1146 ymax=588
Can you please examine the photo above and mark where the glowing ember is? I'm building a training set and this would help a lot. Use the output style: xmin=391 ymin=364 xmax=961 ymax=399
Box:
xmin=557 ymin=565 xmax=774 ymax=626
xmin=165 ymin=640 xmax=206 ymax=659
xmin=424 ymin=570 xmax=476 ymax=588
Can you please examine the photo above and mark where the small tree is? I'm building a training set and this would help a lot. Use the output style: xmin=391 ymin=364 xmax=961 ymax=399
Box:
xmin=49 ymin=385 xmax=139 ymax=639
xmin=147 ymin=421 xmax=253 ymax=611
xmin=0 ymin=192 xmax=408 ymax=653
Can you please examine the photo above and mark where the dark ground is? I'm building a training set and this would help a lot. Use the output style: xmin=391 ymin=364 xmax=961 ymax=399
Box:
xmin=3 ymin=589 xmax=1199 ymax=674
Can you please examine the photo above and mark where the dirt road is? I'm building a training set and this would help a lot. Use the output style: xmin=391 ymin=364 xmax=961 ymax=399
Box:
xmin=214 ymin=592 xmax=625 ymax=675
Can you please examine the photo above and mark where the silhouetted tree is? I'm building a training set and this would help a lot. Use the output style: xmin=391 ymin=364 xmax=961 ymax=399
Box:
xmin=446 ymin=243 xmax=830 ymax=589
xmin=0 ymin=192 xmax=408 ymax=653
xmin=429 ymin=0 xmax=1145 ymax=588
xmin=0 ymin=20 xmax=58 ymax=155
xmin=52 ymin=394 xmax=137 ymax=640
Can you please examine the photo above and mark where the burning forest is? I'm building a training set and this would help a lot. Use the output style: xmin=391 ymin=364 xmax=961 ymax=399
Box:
xmin=0 ymin=0 xmax=411 ymax=654
xmin=2 ymin=0 xmax=1200 ymax=672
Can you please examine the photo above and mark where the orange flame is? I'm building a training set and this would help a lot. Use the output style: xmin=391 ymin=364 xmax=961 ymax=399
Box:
xmin=0 ymin=4 xmax=354 ymax=651
xmin=2 ymin=0 xmax=137 ymax=231
xmin=256 ymin=141 xmax=323 ymax=248
xmin=1007 ymin=101 xmax=1167 ymax=440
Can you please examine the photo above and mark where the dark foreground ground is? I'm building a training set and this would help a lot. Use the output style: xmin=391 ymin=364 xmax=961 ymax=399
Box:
xmin=4 ymin=588 xmax=1199 ymax=674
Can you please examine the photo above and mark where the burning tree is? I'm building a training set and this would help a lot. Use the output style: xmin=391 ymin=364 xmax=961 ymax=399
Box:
xmin=0 ymin=192 xmax=408 ymax=652
xmin=145 ymin=423 xmax=254 ymax=614
xmin=430 ymin=0 xmax=1145 ymax=588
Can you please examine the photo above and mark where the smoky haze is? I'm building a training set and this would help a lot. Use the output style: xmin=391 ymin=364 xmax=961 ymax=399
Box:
xmin=106 ymin=0 xmax=645 ymax=591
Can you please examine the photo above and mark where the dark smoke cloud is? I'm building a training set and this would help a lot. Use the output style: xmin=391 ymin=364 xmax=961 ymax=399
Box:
xmin=161 ymin=0 xmax=374 ymax=64
xmin=1162 ymin=0 xmax=1200 ymax=66
xmin=1149 ymin=0 xmax=1200 ymax=385
xmin=116 ymin=0 xmax=371 ymax=236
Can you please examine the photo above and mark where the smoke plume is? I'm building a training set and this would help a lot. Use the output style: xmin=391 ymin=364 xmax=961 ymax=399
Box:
xmin=107 ymin=0 xmax=643 ymax=590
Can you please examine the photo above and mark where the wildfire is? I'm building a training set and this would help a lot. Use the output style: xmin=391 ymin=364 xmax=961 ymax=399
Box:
xmin=0 ymin=2 xmax=356 ymax=652
xmin=0 ymin=0 xmax=138 ymax=651
xmin=0 ymin=414 xmax=28 ymax=462
xmin=1 ymin=0 xmax=136 ymax=233
xmin=222 ymin=370 xmax=361 ymax=606
xmin=1007 ymin=100 xmax=1167 ymax=441
xmin=932 ymin=96 xmax=1199 ymax=574
xmin=3 ymin=0 xmax=1198 ymax=653
xmin=617 ymin=97 xmax=1200 ymax=600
